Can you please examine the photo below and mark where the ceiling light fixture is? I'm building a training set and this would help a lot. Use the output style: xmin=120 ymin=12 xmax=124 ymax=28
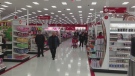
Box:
xmin=122 ymin=2 xmax=129 ymax=5
xmin=52 ymin=6 xmax=57 ymax=8
xmin=62 ymin=14 xmax=65 ymax=16
xmin=33 ymin=2 xmax=39 ymax=5
xmin=21 ymin=8 xmax=27 ymax=10
xmin=37 ymin=10 xmax=42 ymax=12
xmin=44 ymin=8 xmax=48 ymax=10
xmin=45 ymin=14 xmax=48 ymax=15
xmin=89 ymin=13 xmax=92 ymax=14
xmin=62 ymin=2 xmax=67 ymax=5
xmin=58 ymin=11 xmax=62 ymax=12
xmin=26 ymin=5 xmax=32 ymax=8
xmin=32 ymin=12 xmax=36 ymax=14
xmin=69 ymin=13 xmax=73 ymax=14
xmin=5 ymin=2 xmax=12 ymax=4
xmin=1 ymin=5 xmax=8 ymax=7
xmin=131 ymin=6 xmax=135 ymax=8
xmin=51 ymin=12 xmax=54 ymax=14
xmin=92 ymin=2 xmax=97 ymax=5
xmin=0 ymin=8 xmax=5 ymax=10
xmin=17 ymin=10 xmax=22 ymax=12
xmin=100 ymin=11 xmax=103 ymax=13
xmin=77 ymin=6 xmax=82 ymax=8
xmin=66 ymin=8 xmax=70 ymax=10
xmin=78 ymin=11 xmax=82 ymax=13
xmin=90 ymin=9 xmax=94 ymax=11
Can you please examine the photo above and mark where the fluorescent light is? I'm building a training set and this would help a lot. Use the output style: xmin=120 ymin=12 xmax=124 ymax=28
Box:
xmin=21 ymin=8 xmax=27 ymax=10
xmin=26 ymin=5 xmax=32 ymax=8
xmin=77 ymin=6 xmax=82 ymax=8
xmin=0 ymin=8 xmax=5 ymax=10
xmin=1 ymin=5 xmax=8 ymax=7
xmin=80 ymin=17 xmax=82 ymax=18
xmin=17 ymin=10 xmax=22 ymax=12
xmin=44 ymin=8 xmax=48 ymax=10
xmin=51 ymin=12 xmax=54 ymax=14
xmin=32 ymin=12 xmax=36 ymax=14
xmin=37 ymin=10 xmax=42 ymax=12
xmin=62 ymin=2 xmax=67 ymax=5
xmin=79 ymin=14 xmax=82 ymax=16
xmin=62 ymin=14 xmax=65 ymax=16
xmin=78 ymin=11 xmax=82 ymax=13
xmin=66 ymin=8 xmax=70 ymax=10
xmin=90 ymin=9 xmax=94 ymax=11
xmin=72 ymin=16 xmax=74 ymax=17
xmin=92 ymin=2 xmax=97 ymax=5
xmin=69 ymin=13 xmax=73 ymax=14
xmin=122 ymin=2 xmax=129 ymax=5
xmin=52 ymin=6 xmax=57 ymax=8
xmin=29 ymin=14 xmax=32 ymax=15
xmin=89 ymin=13 xmax=92 ymax=14
xmin=5 ymin=2 xmax=12 ymax=4
xmin=109 ymin=13 xmax=112 ymax=14
xmin=33 ymin=2 xmax=39 ymax=5
xmin=58 ymin=11 xmax=62 ymax=12
xmin=100 ymin=11 xmax=103 ymax=13
xmin=131 ymin=6 xmax=135 ymax=8
xmin=45 ymin=14 xmax=48 ymax=15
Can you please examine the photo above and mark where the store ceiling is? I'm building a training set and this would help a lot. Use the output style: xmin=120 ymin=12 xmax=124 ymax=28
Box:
xmin=0 ymin=0 xmax=135 ymax=24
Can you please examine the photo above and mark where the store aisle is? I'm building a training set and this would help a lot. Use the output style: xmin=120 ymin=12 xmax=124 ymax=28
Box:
xmin=1 ymin=39 xmax=90 ymax=76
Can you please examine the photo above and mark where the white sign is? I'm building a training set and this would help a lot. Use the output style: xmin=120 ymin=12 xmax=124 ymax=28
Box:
xmin=12 ymin=19 xmax=26 ymax=25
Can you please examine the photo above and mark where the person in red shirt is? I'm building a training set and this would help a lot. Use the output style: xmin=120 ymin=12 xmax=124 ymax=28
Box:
xmin=97 ymin=32 xmax=104 ymax=39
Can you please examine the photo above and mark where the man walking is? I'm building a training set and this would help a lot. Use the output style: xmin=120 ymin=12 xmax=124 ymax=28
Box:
xmin=48 ymin=32 xmax=60 ymax=60
xmin=35 ymin=31 xmax=45 ymax=57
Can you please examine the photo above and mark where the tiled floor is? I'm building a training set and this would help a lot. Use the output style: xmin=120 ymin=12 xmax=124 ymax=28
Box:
xmin=1 ymin=39 xmax=90 ymax=76
xmin=1 ymin=39 xmax=128 ymax=76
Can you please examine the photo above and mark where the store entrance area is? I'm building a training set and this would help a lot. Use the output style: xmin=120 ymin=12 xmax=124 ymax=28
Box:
xmin=1 ymin=39 xmax=90 ymax=76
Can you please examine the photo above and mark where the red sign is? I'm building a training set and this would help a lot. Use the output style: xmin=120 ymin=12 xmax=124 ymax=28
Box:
xmin=37 ymin=16 xmax=50 ymax=20
xmin=65 ymin=26 xmax=75 ymax=30
xmin=103 ymin=7 xmax=127 ymax=13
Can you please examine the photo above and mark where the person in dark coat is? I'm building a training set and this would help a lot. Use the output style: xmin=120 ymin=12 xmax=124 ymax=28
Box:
xmin=35 ymin=31 xmax=45 ymax=57
xmin=79 ymin=33 xmax=85 ymax=47
xmin=48 ymin=32 xmax=60 ymax=60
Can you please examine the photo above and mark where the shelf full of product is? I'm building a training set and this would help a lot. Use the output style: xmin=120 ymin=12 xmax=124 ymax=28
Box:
xmin=4 ymin=19 xmax=30 ymax=62
xmin=109 ymin=22 xmax=134 ymax=71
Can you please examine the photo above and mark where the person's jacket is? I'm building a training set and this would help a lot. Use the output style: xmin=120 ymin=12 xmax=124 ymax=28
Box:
xmin=79 ymin=35 xmax=85 ymax=41
xmin=35 ymin=34 xmax=45 ymax=45
xmin=48 ymin=36 xmax=60 ymax=48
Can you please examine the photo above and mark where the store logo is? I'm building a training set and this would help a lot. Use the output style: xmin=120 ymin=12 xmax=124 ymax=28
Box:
xmin=104 ymin=8 xmax=108 ymax=12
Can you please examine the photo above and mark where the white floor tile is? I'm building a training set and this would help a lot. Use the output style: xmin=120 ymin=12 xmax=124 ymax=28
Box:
xmin=1 ymin=39 xmax=90 ymax=76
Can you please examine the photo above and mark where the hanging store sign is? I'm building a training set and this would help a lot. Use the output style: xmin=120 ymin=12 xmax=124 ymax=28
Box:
xmin=12 ymin=19 xmax=26 ymax=25
xmin=103 ymin=7 xmax=127 ymax=13
xmin=37 ymin=16 xmax=50 ymax=20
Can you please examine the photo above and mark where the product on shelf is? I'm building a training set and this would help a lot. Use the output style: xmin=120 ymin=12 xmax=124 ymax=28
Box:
xmin=14 ymin=48 xmax=29 ymax=54
xmin=16 ymin=37 xmax=28 ymax=43
xmin=16 ymin=26 xmax=29 ymax=32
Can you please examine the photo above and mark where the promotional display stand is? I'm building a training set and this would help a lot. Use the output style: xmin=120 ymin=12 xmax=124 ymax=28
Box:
xmin=4 ymin=19 xmax=30 ymax=62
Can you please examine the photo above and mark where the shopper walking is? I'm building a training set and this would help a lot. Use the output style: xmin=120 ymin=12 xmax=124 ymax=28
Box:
xmin=79 ymin=33 xmax=85 ymax=47
xmin=48 ymin=32 xmax=60 ymax=60
xmin=84 ymin=31 xmax=88 ymax=45
xmin=35 ymin=31 xmax=45 ymax=57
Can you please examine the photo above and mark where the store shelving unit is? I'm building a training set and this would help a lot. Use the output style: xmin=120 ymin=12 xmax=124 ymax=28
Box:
xmin=109 ymin=21 xmax=134 ymax=72
xmin=4 ymin=19 xmax=30 ymax=62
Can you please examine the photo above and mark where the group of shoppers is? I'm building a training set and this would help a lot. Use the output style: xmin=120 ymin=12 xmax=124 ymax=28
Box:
xmin=73 ymin=31 xmax=88 ymax=47
xmin=35 ymin=31 xmax=60 ymax=60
